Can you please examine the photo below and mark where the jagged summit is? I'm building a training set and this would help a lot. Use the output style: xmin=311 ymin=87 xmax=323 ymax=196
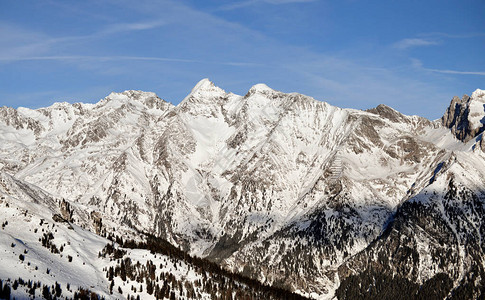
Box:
xmin=101 ymin=90 xmax=168 ymax=108
xmin=442 ymin=89 xmax=485 ymax=142
xmin=179 ymin=78 xmax=226 ymax=108
xmin=366 ymin=104 xmax=408 ymax=123
xmin=191 ymin=78 xmax=215 ymax=92
xmin=471 ymin=88 xmax=485 ymax=100
xmin=248 ymin=83 xmax=274 ymax=93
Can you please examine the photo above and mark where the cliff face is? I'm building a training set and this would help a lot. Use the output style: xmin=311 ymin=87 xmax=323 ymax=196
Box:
xmin=442 ymin=89 xmax=485 ymax=142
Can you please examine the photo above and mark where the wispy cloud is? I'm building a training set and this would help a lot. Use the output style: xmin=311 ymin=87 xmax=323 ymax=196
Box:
xmin=0 ymin=55 xmax=190 ymax=63
xmin=0 ymin=19 xmax=167 ymax=59
xmin=419 ymin=32 xmax=485 ymax=39
xmin=426 ymin=69 xmax=485 ymax=76
xmin=393 ymin=32 xmax=485 ymax=50
xmin=411 ymin=58 xmax=485 ymax=76
xmin=218 ymin=0 xmax=316 ymax=11
xmin=0 ymin=55 xmax=260 ymax=67
xmin=94 ymin=20 xmax=166 ymax=36
xmin=392 ymin=38 xmax=439 ymax=50
xmin=265 ymin=0 xmax=316 ymax=3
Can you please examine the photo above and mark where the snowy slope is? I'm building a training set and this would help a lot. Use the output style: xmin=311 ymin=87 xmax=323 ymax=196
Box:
xmin=0 ymin=171 xmax=305 ymax=300
xmin=337 ymin=149 xmax=485 ymax=298
xmin=0 ymin=171 xmax=118 ymax=299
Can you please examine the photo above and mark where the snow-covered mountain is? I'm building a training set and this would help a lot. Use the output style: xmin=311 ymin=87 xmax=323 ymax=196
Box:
xmin=0 ymin=171 xmax=303 ymax=299
xmin=1 ymin=80 xmax=485 ymax=299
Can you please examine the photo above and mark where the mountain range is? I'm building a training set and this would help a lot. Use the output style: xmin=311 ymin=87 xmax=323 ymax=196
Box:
xmin=1 ymin=79 xmax=485 ymax=299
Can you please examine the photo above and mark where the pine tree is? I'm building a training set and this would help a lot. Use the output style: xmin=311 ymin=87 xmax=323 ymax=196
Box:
xmin=12 ymin=279 xmax=19 ymax=290
xmin=42 ymin=285 xmax=52 ymax=300
xmin=147 ymin=280 xmax=154 ymax=295
xmin=55 ymin=281 xmax=62 ymax=297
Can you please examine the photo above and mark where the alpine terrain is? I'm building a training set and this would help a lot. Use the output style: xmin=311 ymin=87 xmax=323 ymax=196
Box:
xmin=1 ymin=79 xmax=485 ymax=299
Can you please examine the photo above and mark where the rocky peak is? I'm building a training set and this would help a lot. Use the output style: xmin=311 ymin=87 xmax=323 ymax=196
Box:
xmin=178 ymin=79 xmax=226 ymax=106
xmin=0 ymin=106 xmax=44 ymax=135
xmin=177 ymin=79 xmax=229 ymax=118
xmin=102 ymin=90 xmax=171 ymax=112
xmin=471 ymin=88 xmax=485 ymax=100
xmin=181 ymin=79 xmax=226 ymax=102
xmin=366 ymin=104 xmax=407 ymax=124
xmin=442 ymin=89 xmax=485 ymax=142
xmin=244 ymin=83 xmax=280 ymax=99
xmin=191 ymin=78 xmax=216 ymax=92
xmin=249 ymin=83 xmax=274 ymax=93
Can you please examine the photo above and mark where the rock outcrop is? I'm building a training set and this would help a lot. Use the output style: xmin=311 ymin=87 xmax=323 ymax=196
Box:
xmin=442 ymin=89 xmax=485 ymax=142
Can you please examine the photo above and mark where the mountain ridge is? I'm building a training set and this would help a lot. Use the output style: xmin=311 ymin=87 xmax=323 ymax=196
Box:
xmin=1 ymin=80 xmax=485 ymax=299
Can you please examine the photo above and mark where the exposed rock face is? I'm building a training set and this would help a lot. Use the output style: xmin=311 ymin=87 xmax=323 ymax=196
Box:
xmin=1 ymin=81 xmax=484 ymax=299
xmin=442 ymin=89 xmax=485 ymax=142
xmin=52 ymin=213 xmax=68 ymax=223
xmin=60 ymin=199 xmax=73 ymax=222
xmin=367 ymin=104 xmax=408 ymax=124
xmin=0 ymin=106 xmax=44 ymax=135
xmin=479 ymin=135 xmax=485 ymax=152
xmin=90 ymin=211 xmax=103 ymax=235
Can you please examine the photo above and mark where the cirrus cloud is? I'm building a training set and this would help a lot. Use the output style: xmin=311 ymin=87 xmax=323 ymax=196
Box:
xmin=393 ymin=38 xmax=439 ymax=50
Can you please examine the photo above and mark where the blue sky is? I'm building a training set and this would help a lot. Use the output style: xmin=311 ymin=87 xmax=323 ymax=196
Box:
xmin=1 ymin=0 xmax=484 ymax=119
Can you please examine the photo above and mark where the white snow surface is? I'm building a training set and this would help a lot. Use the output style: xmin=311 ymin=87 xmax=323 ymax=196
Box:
xmin=468 ymin=88 xmax=485 ymax=130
